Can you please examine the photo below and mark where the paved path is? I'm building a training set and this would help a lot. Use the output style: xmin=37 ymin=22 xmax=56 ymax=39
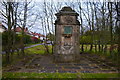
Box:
xmin=3 ymin=53 xmax=119 ymax=73
xmin=24 ymin=43 xmax=43 ymax=49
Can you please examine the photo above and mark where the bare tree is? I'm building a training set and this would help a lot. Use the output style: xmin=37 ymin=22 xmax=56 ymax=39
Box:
xmin=115 ymin=2 xmax=120 ymax=54
xmin=1 ymin=1 xmax=15 ymax=63
xmin=89 ymin=2 xmax=95 ymax=51
xmin=20 ymin=1 xmax=27 ymax=55
xmin=108 ymin=2 xmax=113 ymax=55
xmin=77 ymin=1 xmax=84 ymax=52
xmin=16 ymin=1 xmax=38 ymax=55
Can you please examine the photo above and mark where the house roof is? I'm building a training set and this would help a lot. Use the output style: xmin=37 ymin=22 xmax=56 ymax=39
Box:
xmin=30 ymin=31 xmax=45 ymax=37
xmin=14 ymin=27 xmax=28 ymax=32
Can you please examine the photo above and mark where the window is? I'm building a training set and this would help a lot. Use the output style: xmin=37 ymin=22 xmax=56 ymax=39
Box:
xmin=64 ymin=26 xmax=72 ymax=34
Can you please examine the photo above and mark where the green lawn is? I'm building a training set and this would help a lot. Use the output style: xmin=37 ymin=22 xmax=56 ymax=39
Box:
xmin=2 ymin=72 xmax=119 ymax=78
xmin=80 ymin=44 xmax=118 ymax=56
xmin=24 ymin=42 xmax=41 ymax=47
xmin=2 ymin=45 xmax=52 ymax=66
xmin=80 ymin=44 xmax=111 ymax=52
xmin=25 ymin=45 xmax=52 ymax=54
xmin=25 ymin=45 xmax=45 ymax=54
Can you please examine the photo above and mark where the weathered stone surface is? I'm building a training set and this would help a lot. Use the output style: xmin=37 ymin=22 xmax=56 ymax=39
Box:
xmin=54 ymin=6 xmax=80 ymax=62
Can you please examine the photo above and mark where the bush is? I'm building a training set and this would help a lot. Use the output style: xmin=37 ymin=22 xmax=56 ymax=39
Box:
xmin=80 ymin=35 xmax=93 ymax=44
xmin=23 ymin=35 xmax=32 ymax=44
xmin=2 ymin=31 xmax=33 ymax=46
xmin=31 ymin=36 xmax=40 ymax=43
xmin=2 ymin=31 xmax=17 ymax=46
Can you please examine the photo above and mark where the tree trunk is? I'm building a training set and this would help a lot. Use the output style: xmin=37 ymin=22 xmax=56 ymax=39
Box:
xmin=6 ymin=2 xmax=12 ymax=63
xmin=81 ymin=44 xmax=84 ymax=52
xmin=13 ymin=3 xmax=18 ymax=55
xmin=108 ymin=2 xmax=113 ymax=56
xmin=21 ymin=1 xmax=27 ymax=55
xmin=101 ymin=45 xmax=104 ymax=52
xmin=90 ymin=44 xmax=93 ymax=51
xmin=89 ymin=2 xmax=94 ymax=52
xmin=104 ymin=45 xmax=107 ymax=53
xmin=95 ymin=44 xmax=97 ymax=52
xmin=98 ymin=41 xmax=101 ymax=52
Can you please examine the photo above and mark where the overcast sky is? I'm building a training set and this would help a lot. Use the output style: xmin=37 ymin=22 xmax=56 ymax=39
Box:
xmin=0 ymin=0 xmax=118 ymax=35
xmin=26 ymin=1 xmax=87 ymax=34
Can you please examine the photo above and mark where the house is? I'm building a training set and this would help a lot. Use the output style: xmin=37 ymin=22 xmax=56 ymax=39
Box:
xmin=14 ymin=27 xmax=29 ymax=34
xmin=13 ymin=26 xmax=45 ymax=41
xmin=29 ymin=31 xmax=45 ymax=41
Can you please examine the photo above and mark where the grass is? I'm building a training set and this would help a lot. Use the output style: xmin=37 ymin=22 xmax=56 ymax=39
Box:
xmin=24 ymin=42 xmax=41 ymax=47
xmin=2 ymin=72 xmax=119 ymax=78
xmin=78 ymin=73 xmax=119 ymax=78
xmin=80 ymin=44 xmax=118 ymax=56
xmin=80 ymin=44 xmax=111 ymax=52
xmin=80 ymin=44 xmax=119 ymax=59
xmin=25 ymin=45 xmax=45 ymax=54
xmin=2 ymin=44 xmax=119 ymax=79
xmin=2 ymin=44 xmax=52 ymax=66
xmin=25 ymin=45 xmax=52 ymax=54
xmin=3 ymin=44 xmax=118 ymax=66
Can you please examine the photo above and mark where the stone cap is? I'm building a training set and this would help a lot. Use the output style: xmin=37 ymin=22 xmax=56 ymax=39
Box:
xmin=55 ymin=6 xmax=79 ymax=16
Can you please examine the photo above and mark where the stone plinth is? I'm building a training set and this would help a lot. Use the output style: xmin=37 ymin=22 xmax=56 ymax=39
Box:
xmin=54 ymin=6 xmax=80 ymax=62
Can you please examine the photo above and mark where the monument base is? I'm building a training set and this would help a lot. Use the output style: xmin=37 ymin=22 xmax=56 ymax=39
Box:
xmin=54 ymin=54 xmax=80 ymax=62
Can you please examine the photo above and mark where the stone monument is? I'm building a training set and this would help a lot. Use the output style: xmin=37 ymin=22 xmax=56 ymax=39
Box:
xmin=54 ymin=6 xmax=80 ymax=62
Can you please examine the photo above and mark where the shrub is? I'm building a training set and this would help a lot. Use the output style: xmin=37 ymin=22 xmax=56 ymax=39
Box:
xmin=31 ymin=36 xmax=40 ymax=43
xmin=2 ymin=31 xmax=33 ymax=46
xmin=23 ymin=35 xmax=32 ymax=44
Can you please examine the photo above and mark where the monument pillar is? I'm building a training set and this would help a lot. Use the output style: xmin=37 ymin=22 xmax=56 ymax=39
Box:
xmin=54 ymin=6 xmax=80 ymax=62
